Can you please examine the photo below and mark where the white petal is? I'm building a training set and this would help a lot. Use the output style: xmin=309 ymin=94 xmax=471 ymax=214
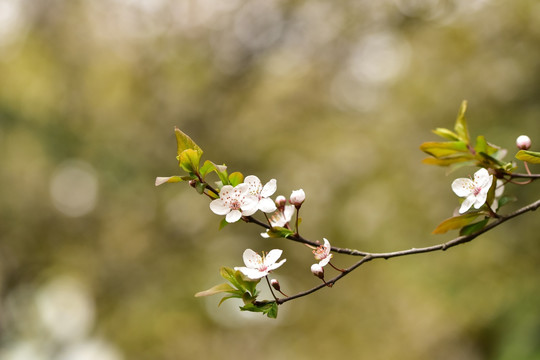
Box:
xmin=267 ymin=258 xmax=286 ymax=271
xmin=495 ymin=180 xmax=505 ymax=197
xmin=244 ymin=175 xmax=260 ymax=186
xmin=219 ymin=185 xmax=235 ymax=198
xmin=319 ymin=256 xmax=332 ymax=267
xmin=226 ymin=210 xmax=242 ymax=223
xmin=261 ymin=179 xmax=277 ymax=197
xmin=452 ymin=178 xmax=473 ymax=197
xmin=459 ymin=195 xmax=476 ymax=213
xmin=473 ymin=192 xmax=488 ymax=209
xmin=473 ymin=168 xmax=490 ymax=185
xmin=210 ymin=199 xmax=230 ymax=215
xmin=258 ymin=198 xmax=277 ymax=213
xmin=242 ymin=249 xmax=260 ymax=268
xmin=264 ymin=249 xmax=283 ymax=266
xmin=283 ymin=205 xmax=295 ymax=222
xmin=260 ymin=232 xmax=270 ymax=238
xmin=322 ymin=238 xmax=331 ymax=249
xmin=240 ymin=195 xmax=259 ymax=216
xmin=235 ymin=266 xmax=266 ymax=280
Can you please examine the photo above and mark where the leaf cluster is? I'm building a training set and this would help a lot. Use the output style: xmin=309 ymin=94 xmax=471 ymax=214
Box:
xmin=195 ymin=267 xmax=278 ymax=319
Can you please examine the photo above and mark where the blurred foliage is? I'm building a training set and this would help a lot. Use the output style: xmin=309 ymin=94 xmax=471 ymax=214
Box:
xmin=1 ymin=0 xmax=540 ymax=359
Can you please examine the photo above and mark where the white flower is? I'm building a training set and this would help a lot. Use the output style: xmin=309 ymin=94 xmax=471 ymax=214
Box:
xmin=209 ymin=183 xmax=258 ymax=223
xmin=260 ymin=205 xmax=295 ymax=238
xmin=290 ymin=189 xmax=305 ymax=207
xmin=451 ymin=168 xmax=493 ymax=214
xmin=245 ymin=175 xmax=277 ymax=213
xmin=234 ymin=249 xmax=286 ymax=280
xmin=313 ymin=238 xmax=333 ymax=267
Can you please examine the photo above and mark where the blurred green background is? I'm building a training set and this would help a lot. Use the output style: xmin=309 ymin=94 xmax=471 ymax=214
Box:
xmin=1 ymin=0 xmax=540 ymax=359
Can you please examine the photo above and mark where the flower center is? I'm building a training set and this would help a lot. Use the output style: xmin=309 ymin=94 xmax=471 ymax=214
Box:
xmin=313 ymin=246 xmax=327 ymax=260
xmin=473 ymin=186 xmax=482 ymax=196
xmin=229 ymin=199 xmax=241 ymax=210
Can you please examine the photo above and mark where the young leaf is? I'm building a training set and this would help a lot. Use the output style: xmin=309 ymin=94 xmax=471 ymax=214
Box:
xmin=454 ymin=100 xmax=470 ymax=144
xmin=154 ymin=175 xmax=190 ymax=186
xmin=175 ymin=127 xmax=202 ymax=156
xmin=228 ymin=172 xmax=244 ymax=187
xmin=422 ymin=156 xmax=474 ymax=167
xmin=265 ymin=227 xmax=295 ymax=239
xmin=432 ymin=128 xmax=460 ymax=141
xmin=459 ymin=218 xmax=489 ymax=236
xmin=515 ymin=150 xmax=540 ymax=164
xmin=420 ymin=141 xmax=469 ymax=158
xmin=199 ymin=160 xmax=216 ymax=179
xmin=179 ymin=148 xmax=203 ymax=173
xmin=432 ymin=212 xmax=483 ymax=234
xmin=194 ymin=283 xmax=238 ymax=297
xmin=240 ymin=301 xmax=278 ymax=319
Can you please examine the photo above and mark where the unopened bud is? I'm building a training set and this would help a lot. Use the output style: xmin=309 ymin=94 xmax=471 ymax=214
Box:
xmin=311 ymin=263 xmax=324 ymax=279
xmin=275 ymin=195 xmax=287 ymax=210
xmin=290 ymin=189 xmax=305 ymax=208
xmin=270 ymin=279 xmax=281 ymax=291
xmin=516 ymin=135 xmax=531 ymax=150
xmin=189 ymin=179 xmax=197 ymax=188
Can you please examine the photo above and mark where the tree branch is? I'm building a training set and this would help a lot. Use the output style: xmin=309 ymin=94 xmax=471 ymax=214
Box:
xmin=276 ymin=198 xmax=540 ymax=305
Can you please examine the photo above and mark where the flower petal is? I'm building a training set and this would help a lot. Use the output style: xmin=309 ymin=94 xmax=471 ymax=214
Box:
xmin=258 ymin=198 xmax=277 ymax=213
xmin=225 ymin=209 xmax=242 ymax=223
xmin=473 ymin=192 xmax=488 ymax=209
xmin=264 ymin=249 xmax=283 ymax=266
xmin=210 ymin=199 xmax=230 ymax=215
xmin=319 ymin=256 xmax=332 ymax=267
xmin=240 ymin=195 xmax=259 ymax=216
xmin=242 ymin=249 xmax=260 ymax=268
xmin=234 ymin=266 xmax=266 ymax=279
xmin=473 ymin=168 xmax=490 ymax=185
xmin=459 ymin=195 xmax=476 ymax=213
xmin=267 ymin=258 xmax=286 ymax=271
xmin=261 ymin=179 xmax=277 ymax=197
xmin=452 ymin=178 xmax=473 ymax=197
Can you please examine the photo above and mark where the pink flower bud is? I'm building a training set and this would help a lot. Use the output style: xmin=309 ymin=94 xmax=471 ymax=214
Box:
xmin=275 ymin=195 xmax=287 ymax=209
xmin=516 ymin=135 xmax=531 ymax=150
xmin=270 ymin=279 xmax=281 ymax=291
xmin=290 ymin=189 xmax=305 ymax=207
xmin=311 ymin=263 xmax=324 ymax=279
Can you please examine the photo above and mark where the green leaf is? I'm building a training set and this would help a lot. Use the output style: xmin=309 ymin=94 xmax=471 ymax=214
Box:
xmin=474 ymin=135 xmax=488 ymax=154
xmin=218 ymin=294 xmax=242 ymax=306
xmin=454 ymin=100 xmax=470 ymax=144
xmin=199 ymin=160 xmax=216 ymax=179
xmin=421 ymin=156 xmax=474 ymax=167
xmin=432 ymin=212 xmax=484 ymax=234
xmin=459 ymin=218 xmax=489 ymax=236
xmin=265 ymin=227 xmax=295 ymax=238
xmin=212 ymin=162 xmax=229 ymax=185
xmin=228 ymin=172 xmax=244 ymax=187
xmin=179 ymin=148 xmax=203 ymax=173
xmin=154 ymin=175 xmax=190 ymax=186
xmin=175 ymin=127 xmax=202 ymax=156
xmin=218 ymin=218 xmax=229 ymax=230
xmin=432 ymin=128 xmax=460 ymax=141
xmin=240 ymin=301 xmax=278 ymax=319
xmin=516 ymin=150 xmax=540 ymax=164
xmin=420 ymin=141 xmax=469 ymax=158
xmin=194 ymin=283 xmax=238 ymax=297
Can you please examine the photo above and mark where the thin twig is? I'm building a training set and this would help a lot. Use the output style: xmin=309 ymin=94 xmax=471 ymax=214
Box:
xmin=276 ymin=198 xmax=540 ymax=305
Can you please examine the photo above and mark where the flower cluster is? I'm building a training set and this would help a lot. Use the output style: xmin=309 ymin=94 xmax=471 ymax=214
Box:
xmin=209 ymin=175 xmax=277 ymax=223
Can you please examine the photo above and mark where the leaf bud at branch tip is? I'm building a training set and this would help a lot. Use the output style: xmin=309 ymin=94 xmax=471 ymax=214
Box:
xmin=516 ymin=135 xmax=531 ymax=150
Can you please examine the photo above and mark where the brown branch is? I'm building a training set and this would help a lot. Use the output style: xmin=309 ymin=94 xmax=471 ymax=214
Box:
xmin=276 ymin=198 xmax=540 ymax=305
